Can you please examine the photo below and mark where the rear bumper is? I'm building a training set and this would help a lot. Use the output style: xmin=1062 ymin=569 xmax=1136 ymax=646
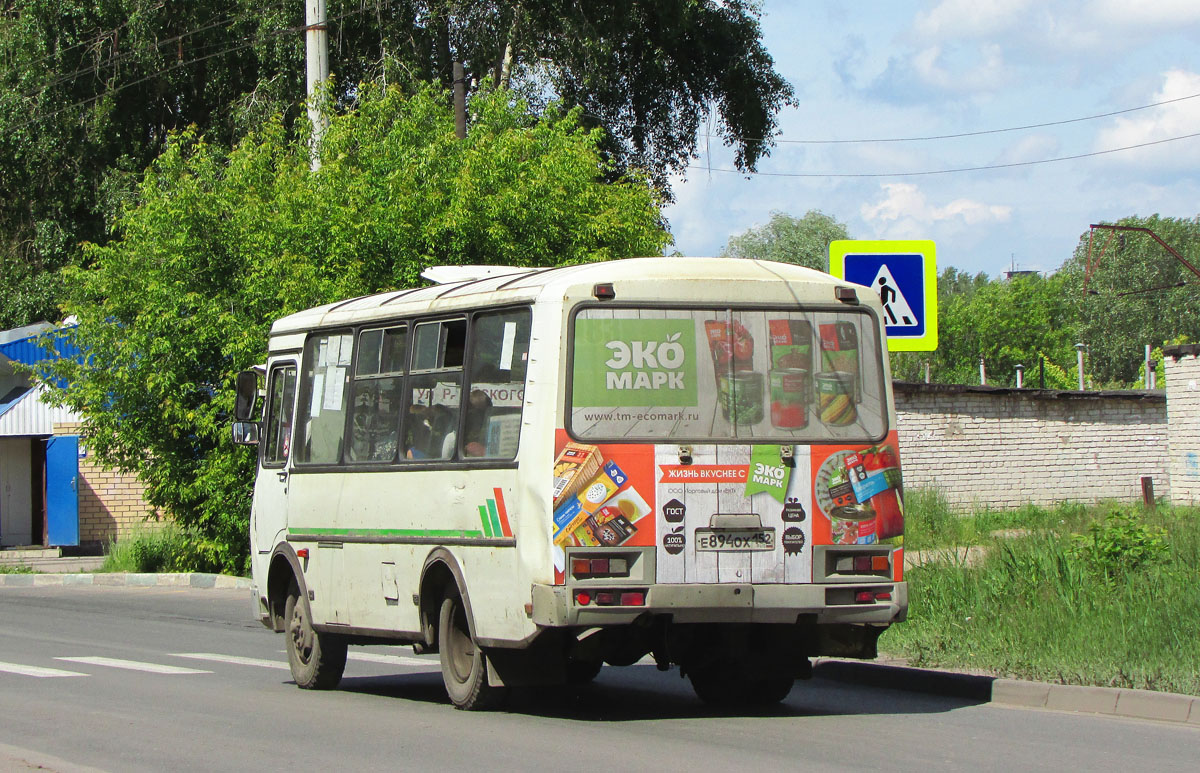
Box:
xmin=531 ymin=581 xmax=907 ymax=627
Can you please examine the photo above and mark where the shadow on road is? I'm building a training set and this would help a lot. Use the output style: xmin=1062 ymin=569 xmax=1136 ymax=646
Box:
xmin=331 ymin=663 xmax=986 ymax=721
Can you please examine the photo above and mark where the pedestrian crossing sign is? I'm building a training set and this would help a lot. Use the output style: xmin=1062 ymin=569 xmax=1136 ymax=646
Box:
xmin=829 ymin=240 xmax=938 ymax=352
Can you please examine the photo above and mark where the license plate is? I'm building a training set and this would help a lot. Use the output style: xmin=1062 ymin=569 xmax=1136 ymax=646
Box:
xmin=694 ymin=528 xmax=775 ymax=552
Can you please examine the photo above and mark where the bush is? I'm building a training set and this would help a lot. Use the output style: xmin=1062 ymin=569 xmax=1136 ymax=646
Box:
xmin=100 ymin=524 xmax=231 ymax=575
xmin=1068 ymin=508 xmax=1168 ymax=581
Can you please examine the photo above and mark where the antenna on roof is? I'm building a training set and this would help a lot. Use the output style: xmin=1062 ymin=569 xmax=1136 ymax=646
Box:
xmin=420 ymin=265 xmax=534 ymax=284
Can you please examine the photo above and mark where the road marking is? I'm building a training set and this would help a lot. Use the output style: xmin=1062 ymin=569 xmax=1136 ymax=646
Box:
xmin=170 ymin=653 xmax=291 ymax=671
xmin=347 ymin=652 xmax=438 ymax=669
xmin=0 ymin=661 xmax=88 ymax=678
xmin=55 ymin=657 xmax=211 ymax=675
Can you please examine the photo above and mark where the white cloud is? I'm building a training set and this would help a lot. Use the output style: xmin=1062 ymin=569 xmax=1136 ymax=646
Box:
xmin=1089 ymin=0 xmax=1200 ymax=29
xmin=861 ymin=183 xmax=1013 ymax=227
xmin=911 ymin=43 xmax=1008 ymax=93
xmin=1093 ymin=70 xmax=1200 ymax=168
xmin=914 ymin=0 xmax=1033 ymax=39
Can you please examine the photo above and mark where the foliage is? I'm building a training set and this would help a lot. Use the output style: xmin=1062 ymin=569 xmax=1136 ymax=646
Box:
xmin=882 ymin=503 xmax=1200 ymax=694
xmin=0 ymin=0 xmax=790 ymax=328
xmin=1058 ymin=215 xmax=1200 ymax=383
xmin=0 ymin=564 xmax=36 ymax=574
xmin=37 ymin=84 xmax=670 ymax=572
xmin=890 ymin=272 xmax=1077 ymax=386
xmin=720 ymin=210 xmax=848 ymax=271
xmin=0 ymin=0 xmax=302 ymax=328
xmin=1068 ymin=509 xmax=1168 ymax=582
xmin=100 ymin=524 xmax=229 ymax=574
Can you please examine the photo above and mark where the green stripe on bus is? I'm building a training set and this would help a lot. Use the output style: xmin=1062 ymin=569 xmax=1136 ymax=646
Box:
xmin=485 ymin=499 xmax=503 ymax=538
xmin=288 ymin=527 xmax=487 ymax=538
xmin=477 ymin=505 xmax=494 ymax=537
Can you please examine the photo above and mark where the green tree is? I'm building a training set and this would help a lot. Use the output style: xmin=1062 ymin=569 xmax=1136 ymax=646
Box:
xmin=1 ymin=1 xmax=791 ymax=328
xmin=720 ymin=210 xmax=849 ymax=271
xmin=1058 ymin=215 xmax=1200 ymax=383
xmin=37 ymin=85 xmax=671 ymax=571
xmin=890 ymin=273 xmax=1077 ymax=387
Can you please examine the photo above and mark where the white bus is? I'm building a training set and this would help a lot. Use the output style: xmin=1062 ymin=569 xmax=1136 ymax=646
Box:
xmin=233 ymin=257 xmax=907 ymax=709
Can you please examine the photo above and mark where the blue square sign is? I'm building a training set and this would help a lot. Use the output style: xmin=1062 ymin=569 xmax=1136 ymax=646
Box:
xmin=829 ymin=240 xmax=938 ymax=352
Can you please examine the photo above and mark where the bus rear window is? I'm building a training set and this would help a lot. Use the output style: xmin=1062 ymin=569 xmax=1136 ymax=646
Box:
xmin=568 ymin=307 xmax=887 ymax=442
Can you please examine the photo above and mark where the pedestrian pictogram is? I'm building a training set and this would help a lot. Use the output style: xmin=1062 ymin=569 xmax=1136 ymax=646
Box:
xmin=829 ymin=240 xmax=938 ymax=352
xmin=871 ymin=264 xmax=917 ymax=327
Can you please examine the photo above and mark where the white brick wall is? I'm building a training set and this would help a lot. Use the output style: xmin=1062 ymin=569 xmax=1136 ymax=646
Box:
xmin=1164 ymin=348 xmax=1200 ymax=505
xmin=895 ymin=384 xmax=1169 ymax=510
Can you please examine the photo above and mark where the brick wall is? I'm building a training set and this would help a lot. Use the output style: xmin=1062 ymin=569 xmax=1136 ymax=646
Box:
xmin=53 ymin=423 xmax=165 ymax=547
xmin=1164 ymin=345 xmax=1200 ymax=505
xmin=894 ymin=383 xmax=1169 ymax=510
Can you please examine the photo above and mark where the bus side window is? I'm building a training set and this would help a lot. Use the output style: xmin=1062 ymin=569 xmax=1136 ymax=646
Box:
xmin=404 ymin=319 xmax=466 ymax=461
xmin=348 ymin=326 xmax=407 ymax=463
xmin=263 ymin=365 xmax=297 ymax=466
xmin=464 ymin=308 xmax=531 ymax=459
xmin=295 ymin=331 xmax=354 ymax=465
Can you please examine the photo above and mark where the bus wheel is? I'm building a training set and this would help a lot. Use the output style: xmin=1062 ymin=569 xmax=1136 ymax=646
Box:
xmin=285 ymin=580 xmax=347 ymax=690
xmin=438 ymin=589 xmax=508 ymax=710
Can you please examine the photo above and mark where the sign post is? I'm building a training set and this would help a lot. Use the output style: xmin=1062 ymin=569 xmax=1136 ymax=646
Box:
xmin=829 ymin=240 xmax=938 ymax=352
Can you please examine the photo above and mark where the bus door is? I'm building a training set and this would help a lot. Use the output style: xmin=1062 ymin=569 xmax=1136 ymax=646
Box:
xmin=252 ymin=358 xmax=298 ymax=561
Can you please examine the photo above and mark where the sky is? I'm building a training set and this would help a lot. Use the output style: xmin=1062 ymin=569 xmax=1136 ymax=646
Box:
xmin=662 ymin=0 xmax=1200 ymax=277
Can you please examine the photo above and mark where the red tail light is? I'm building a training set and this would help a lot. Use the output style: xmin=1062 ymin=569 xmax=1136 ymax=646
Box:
xmin=575 ymin=591 xmax=592 ymax=606
xmin=619 ymin=591 xmax=645 ymax=607
xmin=855 ymin=591 xmax=876 ymax=604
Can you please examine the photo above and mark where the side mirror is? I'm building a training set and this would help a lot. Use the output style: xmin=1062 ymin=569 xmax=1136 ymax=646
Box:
xmin=235 ymin=370 xmax=260 ymax=421
xmin=231 ymin=421 xmax=261 ymax=446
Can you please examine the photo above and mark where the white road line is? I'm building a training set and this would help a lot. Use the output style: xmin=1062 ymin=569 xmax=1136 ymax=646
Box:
xmin=55 ymin=656 xmax=211 ymax=675
xmin=347 ymin=652 xmax=438 ymax=669
xmin=170 ymin=653 xmax=291 ymax=671
xmin=0 ymin=661 xmax=88 ymax=678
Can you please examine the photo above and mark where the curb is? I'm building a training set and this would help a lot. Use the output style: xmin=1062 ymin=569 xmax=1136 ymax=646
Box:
xmin=813 ymin=660 xmax=1200 ymax=726
xmin=0 ymin=572 xmax=251 ymax=590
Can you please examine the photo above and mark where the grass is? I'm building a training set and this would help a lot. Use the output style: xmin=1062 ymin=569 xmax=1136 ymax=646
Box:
xmin=0 ymin=564 xmax=36 ymax=574
xmin=100 ymin=524 xmax=228 ymax=575
xmin=881 ymin=492 xmax=1200 ymax=695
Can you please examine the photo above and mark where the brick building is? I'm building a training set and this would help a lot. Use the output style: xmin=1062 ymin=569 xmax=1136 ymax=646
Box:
xmin=0 ymin=324 xmax=161 ymax=551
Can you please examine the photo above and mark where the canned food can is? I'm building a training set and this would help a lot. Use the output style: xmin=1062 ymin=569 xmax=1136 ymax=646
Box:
xmin=769 ymin=368 xmax=809 ymax=429
xmin=718 ymin=370 xmax=764 ymax=425
xmin=816 ymin=371 xmax=857 ymax=426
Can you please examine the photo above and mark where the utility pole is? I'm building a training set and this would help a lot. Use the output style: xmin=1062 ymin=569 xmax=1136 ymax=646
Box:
xmin=453 ymin=62 xmax=467 ymax=139
xmin=306 ymin=0 xmax=330 ymax=170
xmin=1075 ymin=343 xmax=1087 ymax=391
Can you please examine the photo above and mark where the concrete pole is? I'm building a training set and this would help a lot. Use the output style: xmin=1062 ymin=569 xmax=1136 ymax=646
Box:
xmin=924 ymin=361 xmax=930 ymax=384
xmin=979 ymin=356 xmax=986 ymax=386
xmin=1075 ymin=343 xmax=1086 ymax=391
xmin=306 ymin=0 xmax=329 ymax=171
xmin=453 ymin=62 xmax=467 ymax=139
xmin=1016 ymin=364 xmax=1024 ymax=389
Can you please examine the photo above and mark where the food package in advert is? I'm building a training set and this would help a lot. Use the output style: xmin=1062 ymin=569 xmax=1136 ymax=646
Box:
xmin=844 ymin=445 xmax=904 ymax=540
xmin=569 ymin=487 xmax=652 ymax=548
xmin=552 ymin=460 xmax=628 ymax=546
xmin=552 ymin=442 xmax=604 ymax=508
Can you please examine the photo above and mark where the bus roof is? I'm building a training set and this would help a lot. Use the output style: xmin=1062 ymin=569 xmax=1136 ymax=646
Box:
xmin=269 ymin=257 xmax=863 ymax=335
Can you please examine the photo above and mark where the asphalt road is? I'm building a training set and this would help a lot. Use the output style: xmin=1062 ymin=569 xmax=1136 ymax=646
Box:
xmin=0 ymin=586 xmax=1196 ymax=772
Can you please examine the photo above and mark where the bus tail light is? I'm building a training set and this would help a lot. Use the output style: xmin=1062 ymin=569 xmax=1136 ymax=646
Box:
xmin=574 ymin=589 xmax=647 ymax=607
xmin=570 ymin=556 xmax=629 ymax=579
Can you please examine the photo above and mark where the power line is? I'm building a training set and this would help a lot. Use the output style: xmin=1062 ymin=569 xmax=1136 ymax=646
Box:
xmin=685 ymin=131 xmax=1200 ymax=178
xmin=703 ymin=92 xmax=1200 ymax=145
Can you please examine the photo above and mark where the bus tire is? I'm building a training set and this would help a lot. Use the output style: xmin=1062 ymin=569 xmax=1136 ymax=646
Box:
xmin=285 ymin=580 xmax=347 ymax=690
xmin=438 ymin=589 xmax=508 ymax=710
